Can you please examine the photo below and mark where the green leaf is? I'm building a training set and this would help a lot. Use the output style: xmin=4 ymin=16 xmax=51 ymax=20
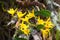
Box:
xmin=35 ymin=9 xmax=51 ymax=18
xmin=14 ymin=36 xmax=20 ymax=40
xmin=18 ymin=30 xmax=24 ymax=34
xmin=40 ymin=9 xmax=51 ymax=17
xmin=19 ymin=38 xmax=27 ymax=40
xmin=14 ymin=36 xmax=27 ymax=40
xmin=36 ymin=24 xmax=44 ymax=31
xmin=35 ymin=11 xmax=40 ymax=16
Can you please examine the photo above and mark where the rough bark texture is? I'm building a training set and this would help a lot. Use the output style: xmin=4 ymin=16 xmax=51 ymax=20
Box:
xmin=54 ymin=0 xmax=60 ymax=4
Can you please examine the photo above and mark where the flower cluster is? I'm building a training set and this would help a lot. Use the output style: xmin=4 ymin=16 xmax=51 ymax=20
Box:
xmin=7 ymin=8 xmax=54 ymax=37
xmin=40 ymin=17 xmax=54 ymax=37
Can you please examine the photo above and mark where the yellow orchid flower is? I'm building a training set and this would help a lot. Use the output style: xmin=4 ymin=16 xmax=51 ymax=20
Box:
xmin=21 ymin=16 xmax=30 ymax=23
xmin=23 ymin=29 xmax=30 ymax=36
xmin=20 ymin=22 xmax=29 ymax=29
xmin=41 ymin=29 xmax=50 ymax=38
xmin=7 ymin=8 xmax=17 ymax=16
xmin=37 ymin=16 xmax=45 ymax=25
xmin=19 ymin=22 xmax=30 ymax=35
xmin=17 ymin=11 xmax=26 ymax=18
xmin=26 ymin=9 xmax=35 ymax=19
xmin=45 ymin=17 xmax=54 ymax=29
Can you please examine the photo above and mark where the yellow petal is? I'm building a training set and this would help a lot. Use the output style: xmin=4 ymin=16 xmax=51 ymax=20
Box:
xmin=26 ymin=9 xmax=35 ymax=19
xmin=19 ymin=22 xmax=30 ymax=35
xmin=17 ymin=11 xmax=26 ymax=18
xmin=23 ymin=29 xmax=30 ymax=35
xmin=20 ymin=21 xmax=29 ymax=30
xmin=41 ymin=29 xmax=50 ymax=38
xmin=37 ymin=16 xmax=45 ymax=25
xmin=7 ymin=8 xmax=17 ymax=16
xmin=45 ymin=17 xmax=54 ymax=29
xmin=21 ymin=16 xmax=29 ymax=23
